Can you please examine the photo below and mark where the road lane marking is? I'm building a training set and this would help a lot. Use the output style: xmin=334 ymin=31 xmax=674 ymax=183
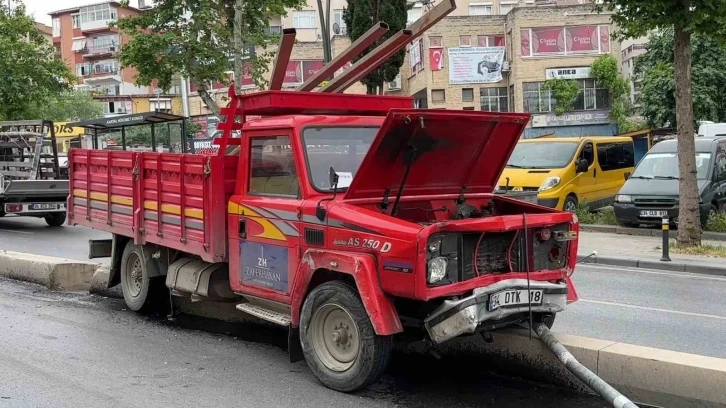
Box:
xmin=579 ymin=263 xmax=726 ymax=282
xmin=580 ymin=299 xmax=726 ymax=321
xmin=0 ymin=228 xmax=34 ymax=235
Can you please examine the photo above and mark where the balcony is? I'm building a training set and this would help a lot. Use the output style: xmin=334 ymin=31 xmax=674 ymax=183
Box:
xmin=80 ymin=18 xmax=117 ymax=33
xmin=83 ymin=45 xmax=121 ymax=58
xmin=84 ymin=69 xmax=122 ymax=85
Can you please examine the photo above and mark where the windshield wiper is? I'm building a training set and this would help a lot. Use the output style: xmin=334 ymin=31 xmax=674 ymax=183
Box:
xmin=629 ymin=175 xmax=653 ymax=179
xmin=654 ymin=175 xmax=679 ymax=180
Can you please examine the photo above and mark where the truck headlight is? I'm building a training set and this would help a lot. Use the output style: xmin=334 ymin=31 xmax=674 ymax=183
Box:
xmin=539 ymin=176 xmax=561 ymax=192
xmin=427 ymin=257 xmax=448 ymax=283
xmin=616 ymin=194 xmax=632 ymax=203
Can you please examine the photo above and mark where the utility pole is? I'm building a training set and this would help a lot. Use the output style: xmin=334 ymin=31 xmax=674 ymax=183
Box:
xmin=317 ymin=0 xmax=332 ymax=63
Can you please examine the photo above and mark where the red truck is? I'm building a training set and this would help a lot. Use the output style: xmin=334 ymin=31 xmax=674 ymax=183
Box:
xmin=68 ymin=6 xmax=579 ymax=392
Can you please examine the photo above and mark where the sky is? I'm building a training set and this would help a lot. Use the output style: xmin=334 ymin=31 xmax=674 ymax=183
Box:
xmin=24 ymin=0 xmax=142 ymax=25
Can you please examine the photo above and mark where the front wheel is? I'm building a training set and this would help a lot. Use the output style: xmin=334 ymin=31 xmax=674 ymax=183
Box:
xmin=300 ymin=281 xmax=392 ymax=392
xmin=563 ymin=195 xmax=578 ymax=213
xmin=45 ymin=212 xmax=66 ymax=227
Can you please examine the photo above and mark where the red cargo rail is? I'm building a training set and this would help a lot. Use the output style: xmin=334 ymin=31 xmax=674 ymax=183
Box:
xmin=67 ymin=149 xmax=236 ymax=263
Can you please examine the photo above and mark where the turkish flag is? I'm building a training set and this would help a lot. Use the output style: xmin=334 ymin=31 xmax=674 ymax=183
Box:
xmin=429 ymin=48 xmax=444 ymax=71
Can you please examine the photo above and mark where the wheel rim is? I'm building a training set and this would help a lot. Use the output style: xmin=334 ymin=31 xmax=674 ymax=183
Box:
xmin=310 ymin=303 xmax=361 ymax=372
xmin=565 ymin=200 xmax=577 ymax=213
xmin=125 ymin=252 xmax=143 ymax=298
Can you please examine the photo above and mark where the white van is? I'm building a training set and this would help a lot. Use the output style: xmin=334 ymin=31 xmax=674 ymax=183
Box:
xmin=698 ymin=122 xmax=726 ymax=137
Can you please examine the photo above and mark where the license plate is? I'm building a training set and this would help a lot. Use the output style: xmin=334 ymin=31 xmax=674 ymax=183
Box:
xmin=489 ymin=289 xmax=544 ymax=312
xmin=30 ymin=203 xmax=58 ymax=211
xmin=640 ymin=210 xmax=668 ymax=218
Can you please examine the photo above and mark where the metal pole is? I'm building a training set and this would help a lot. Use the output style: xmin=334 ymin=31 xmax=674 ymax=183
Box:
xmin=181 ymin=119 xmax=187 ymax=153
xmin=181 ymin=76 xmax=190 ymax=118
xmin=534 ymin=323 xmax=639 ymax=408
xmin=661 ymin=215 xmax=671 ymax=261
xmin=121 ymin=127 xmax=126 ymax=151
xmin=93 ymin=129 xmax=98 ymax=149
xmin=151 ymin=123 xmax=156 ymax=152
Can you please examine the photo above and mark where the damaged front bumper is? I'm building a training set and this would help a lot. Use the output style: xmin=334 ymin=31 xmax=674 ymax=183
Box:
xmin=423 ymin=279 xmax=568 ymax=344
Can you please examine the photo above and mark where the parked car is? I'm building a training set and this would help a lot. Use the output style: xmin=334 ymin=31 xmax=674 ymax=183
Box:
xmin=698 ymin=122 xmax=726 ymax=138
xmin=613 ymin=137 xmax=726 ymax=227
xmin=499 ymin=136 xmax=636 ymax=212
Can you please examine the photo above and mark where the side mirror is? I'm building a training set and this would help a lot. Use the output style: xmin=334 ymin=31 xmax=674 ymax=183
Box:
xmin=316 ymin=206 xmax=327 ymax=222
xmin=576 ymin=159 xmax=589 ymax=173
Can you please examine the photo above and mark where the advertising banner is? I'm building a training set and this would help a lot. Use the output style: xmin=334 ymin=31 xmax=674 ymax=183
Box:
xmin=531 ymin=27 xmax=565 ymax=54
xmin=448 ymin=47 xmax=506 ymax=85
xmin=566 ymin=25 xmax=599 ymax=53
xmin=429 ymin=48 xmax=444 ymax=71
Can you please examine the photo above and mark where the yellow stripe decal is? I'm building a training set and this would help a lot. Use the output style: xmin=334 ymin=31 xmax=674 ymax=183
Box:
xmin=229 ymin=203 xmax=287 ymax=242
xmin=74 ymin=189 xmax=202 ymax=219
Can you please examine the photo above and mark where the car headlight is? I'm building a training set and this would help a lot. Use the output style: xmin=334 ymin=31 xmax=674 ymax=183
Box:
xmin=539 ymin=176 xmax=561 ymax=192
xmin=427 ymin=257 xmax=448 ymax=283
xmin=616 ymin=194 xmax=632 ymax=203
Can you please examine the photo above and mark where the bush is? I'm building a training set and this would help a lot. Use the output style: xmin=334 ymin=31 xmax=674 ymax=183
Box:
xmin=574 ymin=202 xmax=618 ymax=226
xmin=705 ymin=212 xmax=726 ymax=233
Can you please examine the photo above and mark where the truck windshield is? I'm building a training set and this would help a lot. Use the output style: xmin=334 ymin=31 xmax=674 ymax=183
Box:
xmin=507 ymin=141 xmax=579 ymax=169
xmin=632 ymin=152 xmax=712 ymax=180
xmin=302 ymin=126 xmax=379 ymax=191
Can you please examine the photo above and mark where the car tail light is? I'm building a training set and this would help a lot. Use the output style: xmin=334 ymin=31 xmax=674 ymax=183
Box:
xmin=6 ymin=204 xmax=22 ymax=213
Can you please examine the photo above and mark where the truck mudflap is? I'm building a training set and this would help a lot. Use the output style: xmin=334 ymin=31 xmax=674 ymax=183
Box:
xmin=424 ymin=279 xmax=568 ymax=344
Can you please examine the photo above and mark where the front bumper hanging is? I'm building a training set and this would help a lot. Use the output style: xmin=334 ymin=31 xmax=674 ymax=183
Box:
xmin=424 ymin=279 xmax=568 ymax=344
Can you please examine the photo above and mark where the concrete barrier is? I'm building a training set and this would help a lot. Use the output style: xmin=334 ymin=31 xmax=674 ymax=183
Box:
xmin=0 ymin=250 xmax=99 ymax=291
xmin=416 ymin=327 xmax=726 ymax=408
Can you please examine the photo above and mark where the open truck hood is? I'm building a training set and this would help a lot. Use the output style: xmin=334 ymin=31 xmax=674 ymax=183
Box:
xmin=344 ymin=109 xmax=530 ymax=200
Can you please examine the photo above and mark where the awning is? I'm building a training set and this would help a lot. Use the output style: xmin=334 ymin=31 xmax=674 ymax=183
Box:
xmin=67 ymin=111 xmax=187 ymax=130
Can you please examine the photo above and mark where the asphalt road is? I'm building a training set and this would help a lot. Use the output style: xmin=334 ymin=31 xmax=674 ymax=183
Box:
xmin=1 ymin=216 xmax=724 ymax=359
xmin=557 ymin=263 xmax=726 ymax=359
xmin=0 ymin=278 xmax=608 ymax=408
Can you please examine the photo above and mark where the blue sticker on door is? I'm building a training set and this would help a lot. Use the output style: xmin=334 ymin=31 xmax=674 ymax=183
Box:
xmin=240 ymin=241 xmax=289 ymax=294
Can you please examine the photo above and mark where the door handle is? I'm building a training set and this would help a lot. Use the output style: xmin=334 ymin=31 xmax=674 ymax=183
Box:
xmin=238 ymin=219 xmax=246 ymax=239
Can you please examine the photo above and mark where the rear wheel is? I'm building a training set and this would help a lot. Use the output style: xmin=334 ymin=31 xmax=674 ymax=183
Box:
xmin=119 ymin=242 xmax=166 ymax=312
xmin=702 ymin=205 xmax=718 ymax=228
xmin=45 ymin=212 xmax=66 ymax=227
xmin=300 ymin=281 xmax=392 ymax=392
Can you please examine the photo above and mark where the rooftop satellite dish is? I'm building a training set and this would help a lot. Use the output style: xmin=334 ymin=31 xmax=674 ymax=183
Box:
xmin=333 ymin=22 xmax=340 ymax=35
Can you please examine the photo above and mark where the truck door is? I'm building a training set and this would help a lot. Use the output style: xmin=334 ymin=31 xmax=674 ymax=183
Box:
xmin=230 ymin=130 xmax=302 ymax=304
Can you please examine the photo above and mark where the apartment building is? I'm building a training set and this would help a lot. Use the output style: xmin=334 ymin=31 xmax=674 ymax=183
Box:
xmin=401 ymin=2 xmax=622 ymax=138
xmin=621 ymin=36 xmax=647 ymax=109
xmin=35 ymin=22 xmax=53 ymax=44
xmin=50 ymin=1 xmax=149 ymax=116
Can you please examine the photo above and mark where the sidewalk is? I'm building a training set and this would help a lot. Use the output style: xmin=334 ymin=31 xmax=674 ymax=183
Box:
xmin=578 ymin=231 xmax=726 ymax=275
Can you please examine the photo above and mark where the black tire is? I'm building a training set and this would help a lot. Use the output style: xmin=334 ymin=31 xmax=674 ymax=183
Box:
xmin=299 ymin=281 xmax=392 ymax=392
xmin=119 ymin=242 xmax=166 ymax=312
xmin=563 ymin=195 xmax=578 ymax=213
xmin=45 ymin=212 xmax=66 ymax=227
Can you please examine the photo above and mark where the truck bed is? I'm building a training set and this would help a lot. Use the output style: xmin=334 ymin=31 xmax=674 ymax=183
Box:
xmin=68 ymin=149 xmax=237 ymax=263
xmin=0 ymin=180 xmax=69 ymax=198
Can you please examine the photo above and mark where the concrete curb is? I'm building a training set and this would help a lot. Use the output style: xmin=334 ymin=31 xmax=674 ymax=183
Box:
xmin=0 ymin=250 xmax=99 ymax=291
xmin=89 ymin=266 xmax=123 ymax=299
xmin=582 ymin=224 xmax=726 ymax=242
xmin=579 ymin=254 xmax=726 ymax=276
xmin=418 ymin=328 xmax=726 ymax=408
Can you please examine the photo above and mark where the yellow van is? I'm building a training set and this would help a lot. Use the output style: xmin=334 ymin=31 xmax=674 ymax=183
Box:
xmin=498 ymin=137 xmax=636 ymax=212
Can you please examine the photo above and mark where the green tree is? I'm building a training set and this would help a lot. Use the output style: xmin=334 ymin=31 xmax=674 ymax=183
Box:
xmin=0 ymin=1 xmax=75 ymax=121
xmin=116 ymin=0 xmax=304 ymax=115
xmin=343 ymin=0 xmax=408 ymax=94
xmin=590 ymin=54 xmax=646 ymax=133
xmin=636 ymin=28 xmax=726 ymax=128
xmin=598 ymin=0 xmax=726 ymax=247
xmin=543 ymin=78 xmax=581 ymax=116
xmin=31 ymin=91 xmax=105 ymax=122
